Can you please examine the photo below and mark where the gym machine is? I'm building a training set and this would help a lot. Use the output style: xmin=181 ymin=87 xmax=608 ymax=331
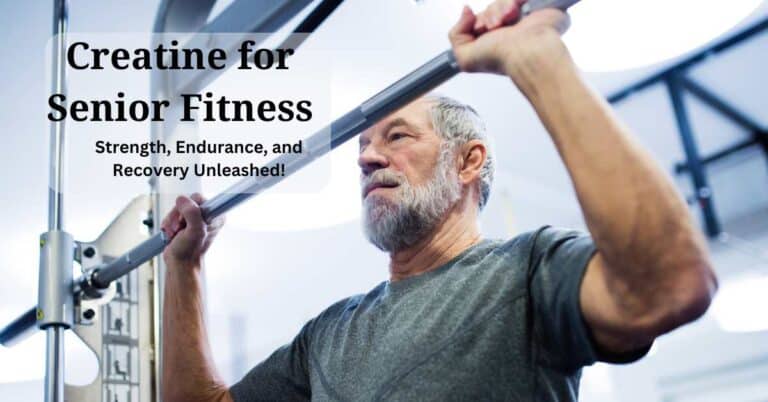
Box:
xmin=0 ymin=0 xmax=579 ymax=401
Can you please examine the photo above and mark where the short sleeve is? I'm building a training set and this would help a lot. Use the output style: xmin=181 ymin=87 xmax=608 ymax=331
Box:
xmin=527 ymin=226 xmax=599 ymax=372
xmin=528 ymin=226 xmax=652 ymax=371
xmin=527 ymin=226 xmax=652 ymax=372
xmin=229 ymin=319 xmax=314 ymax=402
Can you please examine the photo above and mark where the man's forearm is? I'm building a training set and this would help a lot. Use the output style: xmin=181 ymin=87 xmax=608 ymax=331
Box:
xmin=163 ymin=260 xmax=232 ymax=402
xmin=516 ymin=57 xmax=690 ymax=255
xmin=512 ymin=48 xmax=716 ymax=331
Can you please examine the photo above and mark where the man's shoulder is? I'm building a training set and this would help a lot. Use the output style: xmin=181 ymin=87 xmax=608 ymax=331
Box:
xmin=481 ymin=225 xmax=552 ymax=257
xmin=478 ymin=225 xmax=592 ymax=269
xmin=494 ymin=225 xmax=591 ymax=253
xmin=310 ymin=282 xmax=387 ymax=324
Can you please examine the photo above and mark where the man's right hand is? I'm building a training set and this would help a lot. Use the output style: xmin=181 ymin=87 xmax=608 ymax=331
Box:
xmin=160 ymin=194 xmax=232 ymax=402
xmin=160 ymin=193 xmax=225 ymax=269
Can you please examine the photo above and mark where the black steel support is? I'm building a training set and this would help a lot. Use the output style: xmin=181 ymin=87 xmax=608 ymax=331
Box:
xmin=680 ymin=76 xmax=766 ymax=134
xmin=608 ymin=15 xmax=768 ymax=238
xmin=677 ymin=76 xmax=768 ymax=177
xmin=674 ymin=137 xmax=759 ymax=174
xmin=608 ymin=16 xmax=768 ymax=104
xmin=294 ymin=0 xmax=345 ymax=33
xmin=0 ymin=307 xmax=36 ymax=346
xmin=666 ymin=72 xmax=722 ymax=237
xmin=169 ymin=0 xmax=314 ymax=97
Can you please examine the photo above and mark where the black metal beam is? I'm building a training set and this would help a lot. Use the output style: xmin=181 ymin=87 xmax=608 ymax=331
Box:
xmin=674 ymin=137 xmax=759 ymax=174
xmin=270 ymin=0 xmax=345 ymax=64
xmin=680 ymin=76 xmax=766 ymax=134
xmin=606 ymin=15 xmax=768 ymax=238
xmin=170 ymin=0 xmax=314 ymax=97
xmin=294 ymin=0 xmax=344 ymax=33
xmin=608 ymin=16 xmax=768 ymax=104
xmin=666 ymin=72 xmax=722 ymax=237
xmin=0 ymin=307 xmax=37 ymax=346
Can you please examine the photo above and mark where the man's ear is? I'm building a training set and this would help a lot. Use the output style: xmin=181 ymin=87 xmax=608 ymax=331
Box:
xmin=458 ymin=140 xmax=487 ymax=185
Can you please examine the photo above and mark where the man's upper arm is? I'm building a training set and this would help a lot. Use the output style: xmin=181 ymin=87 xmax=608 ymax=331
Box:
xmin=527 ymin=226 xmax=651 ymax=372
xmin=580 ymin=250 xmax=660 ymax=357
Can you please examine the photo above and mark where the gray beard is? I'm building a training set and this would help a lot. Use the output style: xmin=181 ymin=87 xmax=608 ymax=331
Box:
xmin=361 ymin=148 xmax=461 ymax=252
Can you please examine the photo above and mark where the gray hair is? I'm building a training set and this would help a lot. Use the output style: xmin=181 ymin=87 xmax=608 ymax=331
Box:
xmin=425 ymin=94 xmax=494 ymax=210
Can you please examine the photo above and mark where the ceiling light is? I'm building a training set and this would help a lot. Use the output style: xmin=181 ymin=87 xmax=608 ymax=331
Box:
xmin=424 ymin=0 xmax=764 ymax=72
xmin=564 ymin=0 xmax=764 ymax=71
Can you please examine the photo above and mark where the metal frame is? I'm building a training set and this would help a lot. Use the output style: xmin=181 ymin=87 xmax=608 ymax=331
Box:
xmin=43 ymin=1 xmax=71 ymax=401
xmin=0 ymin=0 xmax=580 ymax=401
xmin=608 ymin=16 xmax=768 ymax=237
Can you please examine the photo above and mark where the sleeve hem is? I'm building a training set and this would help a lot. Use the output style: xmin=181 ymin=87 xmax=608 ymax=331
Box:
xmin=565 ymin=233 xmax=601 ymax=368
xmin=571 ymin=236 xmax=653 ymax=366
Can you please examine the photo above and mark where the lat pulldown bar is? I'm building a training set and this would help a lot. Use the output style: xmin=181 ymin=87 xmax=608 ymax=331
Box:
xmin=0 ymin=0 xmax=579 ymax=347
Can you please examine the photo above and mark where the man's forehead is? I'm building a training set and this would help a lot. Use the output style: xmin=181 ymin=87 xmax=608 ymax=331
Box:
xmin=360 ymin=98 xmax=434 ymax=141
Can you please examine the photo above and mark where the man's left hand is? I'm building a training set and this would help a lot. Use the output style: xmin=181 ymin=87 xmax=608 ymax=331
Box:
xmin=449 ymin=0 xmax=572 ymax=85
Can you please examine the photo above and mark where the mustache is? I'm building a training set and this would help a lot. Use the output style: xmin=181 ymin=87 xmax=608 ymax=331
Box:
xmin=360 ymin=169 xmax=405 ymax=197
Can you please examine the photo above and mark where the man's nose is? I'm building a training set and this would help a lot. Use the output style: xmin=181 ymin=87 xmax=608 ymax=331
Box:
xmin=358 ymin=144 xmax=389 ymax=176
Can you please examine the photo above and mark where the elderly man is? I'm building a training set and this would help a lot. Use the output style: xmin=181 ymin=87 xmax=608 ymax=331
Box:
xmin=160 ymin=1 xmax=718 ymax=401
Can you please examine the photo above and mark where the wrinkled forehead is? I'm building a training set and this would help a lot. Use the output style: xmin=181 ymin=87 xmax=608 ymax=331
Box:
xmin=359 ymin=98 xmax=436 ymax=144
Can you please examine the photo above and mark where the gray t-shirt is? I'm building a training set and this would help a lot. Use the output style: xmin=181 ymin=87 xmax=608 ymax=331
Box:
xmin=230 ymin=226 xmax=649 ymax=401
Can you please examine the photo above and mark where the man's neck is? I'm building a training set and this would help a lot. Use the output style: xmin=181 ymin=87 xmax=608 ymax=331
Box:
xmin=388 ymin=207 xmax=482 ymax=282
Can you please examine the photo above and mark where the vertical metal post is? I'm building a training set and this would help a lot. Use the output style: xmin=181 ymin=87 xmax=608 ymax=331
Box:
xmin=680 ymin=76 xmax=768 ymax=182
xmin=45 ymin=1 xmax=69 ymax=402
xmin=49 ymin=0 xmax=68 ymax=231
xmin=45 ymin=328 xmax=65 ymax=402
xmin=666 ymin=71 xmax=722 ymax=237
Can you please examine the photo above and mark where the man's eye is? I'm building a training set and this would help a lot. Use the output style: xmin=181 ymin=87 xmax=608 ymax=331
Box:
xmin=389 ymin=133 xmax=407 ymax=141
